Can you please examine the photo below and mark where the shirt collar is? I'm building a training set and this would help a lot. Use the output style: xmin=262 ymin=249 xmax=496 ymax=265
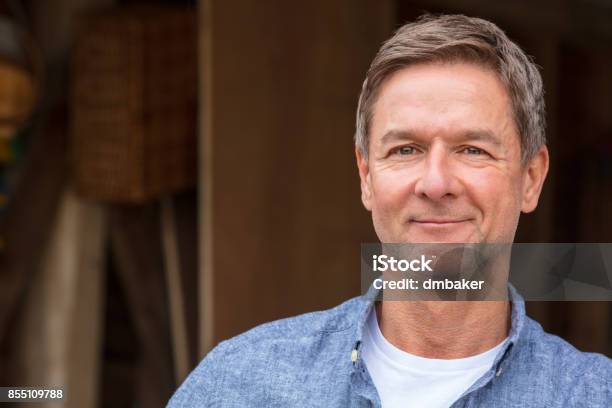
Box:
xmin=351 ymin=283 xmax=526 ymax=363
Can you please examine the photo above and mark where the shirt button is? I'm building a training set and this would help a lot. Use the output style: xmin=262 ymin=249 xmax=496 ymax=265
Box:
xmin=351 ymin=349 xmax=358 ymax=362
xmin=496 ymin=367 xmax=503 ymax=377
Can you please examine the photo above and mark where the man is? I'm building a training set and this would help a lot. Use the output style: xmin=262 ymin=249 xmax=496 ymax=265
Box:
xmin=169 ymin=14 xmax=611 ymax=407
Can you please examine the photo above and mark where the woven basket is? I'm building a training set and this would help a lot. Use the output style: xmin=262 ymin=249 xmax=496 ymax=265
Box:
xmin=0 ymin=59 xmax=37 ymax=141
xmin=71 ymin=6 xmax=197 ymax=203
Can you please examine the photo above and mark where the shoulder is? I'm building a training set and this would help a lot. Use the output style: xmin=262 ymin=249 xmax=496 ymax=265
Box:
xmin=516 ymin=317 xmax=611 ymax=399
xmin=167 ymin=296 xmax=366 ymax=407
xmin=215 ymin=294 xmax=364 ymax=349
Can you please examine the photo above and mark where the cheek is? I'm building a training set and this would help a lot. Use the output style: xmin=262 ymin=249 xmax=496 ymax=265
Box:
xmin=370 ymin=169 xmax=415 ymax=214
xmin=464 ymin=170 xmax=523 ymax=229
xmin=369 ymin=171 xmax=415 ymax=242
xmin=372 ymin=170 xmax=414 ymax=229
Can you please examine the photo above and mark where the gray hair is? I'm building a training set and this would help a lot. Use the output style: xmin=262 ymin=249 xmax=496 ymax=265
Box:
xmin=355 ymin=14 xmax=546 ymax=163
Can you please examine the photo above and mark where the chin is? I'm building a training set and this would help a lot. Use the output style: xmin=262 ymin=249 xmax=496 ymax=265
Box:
xmin=397 ymin=226 xmax=482 ymax=244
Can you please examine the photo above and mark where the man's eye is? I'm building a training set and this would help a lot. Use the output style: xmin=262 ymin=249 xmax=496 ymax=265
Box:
xmin=396 ymin=146 xmax=416 ymax=155
xmin=462 ymin=147 xmax=485 ymax=155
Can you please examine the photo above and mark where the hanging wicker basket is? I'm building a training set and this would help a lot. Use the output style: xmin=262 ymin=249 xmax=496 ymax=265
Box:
xmin=70 ymin=6 xmax=197 ymax=203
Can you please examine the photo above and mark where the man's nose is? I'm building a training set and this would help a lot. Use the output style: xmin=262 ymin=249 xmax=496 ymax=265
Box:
xmin=413 ymin=147 xmax=462 ymax=201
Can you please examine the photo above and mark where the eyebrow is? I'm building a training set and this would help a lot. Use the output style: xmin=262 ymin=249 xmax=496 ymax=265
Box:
xmin=379 ymin=128 xmax=503 ymax=147
xmin=461 ymin=130 xmax=503 ymax=147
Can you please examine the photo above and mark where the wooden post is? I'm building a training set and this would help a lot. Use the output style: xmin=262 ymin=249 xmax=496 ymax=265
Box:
xmin=198 ymin=0 xmax=215 ymax=357
xmin=161 ymin=197 xmax=190 ymax=383
xmin=197 ymin=0 xmax=392 ymax=348
xmin=109 ymin=204 xmax=176 ymax=407
xmin=12 ymin=189 xmax=106 ymax=408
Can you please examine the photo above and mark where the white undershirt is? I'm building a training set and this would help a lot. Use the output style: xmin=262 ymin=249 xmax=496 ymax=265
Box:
xmin=361 ymin=306 xmax=507 ymax=408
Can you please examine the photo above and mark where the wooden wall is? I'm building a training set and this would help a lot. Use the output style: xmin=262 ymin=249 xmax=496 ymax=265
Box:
xmin=199 ymin=0 xmax=391 ymax=351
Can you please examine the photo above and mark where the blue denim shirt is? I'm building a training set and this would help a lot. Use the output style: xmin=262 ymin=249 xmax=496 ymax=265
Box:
xmin=168 ymin=286 xmax=612 ymax=407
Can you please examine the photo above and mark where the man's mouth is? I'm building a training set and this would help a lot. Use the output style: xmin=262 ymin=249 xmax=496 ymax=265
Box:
xmin=410 ymin=218 xmax=473 ymax=225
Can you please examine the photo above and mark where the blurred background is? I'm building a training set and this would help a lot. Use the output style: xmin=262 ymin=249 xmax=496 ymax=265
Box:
xmin=0 ymin=0 xmax=610 ymax=407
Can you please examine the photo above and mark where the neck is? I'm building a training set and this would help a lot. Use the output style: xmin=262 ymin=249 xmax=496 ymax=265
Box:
xmin=376 ymin=300 xmax=510 ymax=359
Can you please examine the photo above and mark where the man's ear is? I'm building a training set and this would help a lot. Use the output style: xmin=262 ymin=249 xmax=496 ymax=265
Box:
xmin=356 ymin=147 xmax=373 ymax=211
xmin=521 ymin=145 xmax=549 ymax=213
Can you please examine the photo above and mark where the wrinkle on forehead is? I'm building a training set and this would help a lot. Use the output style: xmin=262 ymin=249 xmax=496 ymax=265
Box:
xmin=370 ymin=61 xmax=520 ymax=156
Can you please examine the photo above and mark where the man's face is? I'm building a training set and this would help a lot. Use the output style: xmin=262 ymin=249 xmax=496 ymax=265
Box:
xmin=357 ymin=62 xmax=548 ymax=243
